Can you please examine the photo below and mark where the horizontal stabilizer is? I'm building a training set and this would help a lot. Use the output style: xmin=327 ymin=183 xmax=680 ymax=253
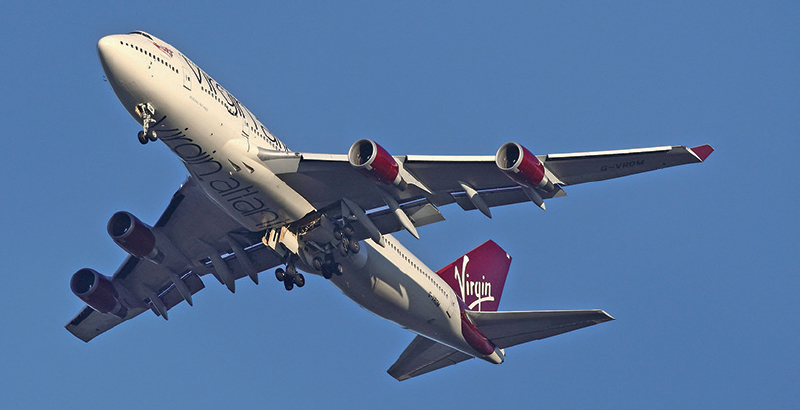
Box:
xmin=387 ymin=309 xmax=613 ymax=381
xmin=387 ymin=335 xmax=473 ymax=381
xmin=467 ymin=309 xmax=614 ymax=349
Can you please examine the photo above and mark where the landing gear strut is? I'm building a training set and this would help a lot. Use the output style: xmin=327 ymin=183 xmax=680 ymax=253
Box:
xmin=135 ymin=102 xmax=157 ymax=144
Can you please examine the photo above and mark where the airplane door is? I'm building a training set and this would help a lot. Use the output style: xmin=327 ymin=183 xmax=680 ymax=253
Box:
xmin=241 ymin=116 xmax=251 ymax=150
xmin=182 ymin=66 xmax=192 ymax=90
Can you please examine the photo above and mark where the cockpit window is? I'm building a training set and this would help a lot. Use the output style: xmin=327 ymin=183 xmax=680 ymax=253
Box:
xmin=128 ymin=31 xmax=153 ymax=40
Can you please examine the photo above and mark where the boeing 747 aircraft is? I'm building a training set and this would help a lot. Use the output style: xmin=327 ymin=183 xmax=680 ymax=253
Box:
xmin=66 ymin=31 xmax=713 ymax=380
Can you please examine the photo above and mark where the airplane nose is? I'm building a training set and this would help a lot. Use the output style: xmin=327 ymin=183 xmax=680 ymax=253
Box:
xmin=97 ymin=35 xmax=131 ymax=85
xmin=96 ymin=34 xmax=136 ymax=102
xmin=97 ymin=35 xmax=117 ymax=66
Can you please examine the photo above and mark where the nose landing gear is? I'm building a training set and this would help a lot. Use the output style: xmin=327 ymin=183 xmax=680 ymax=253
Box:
xmin=135 ymin=102 xmax=158 ymax=144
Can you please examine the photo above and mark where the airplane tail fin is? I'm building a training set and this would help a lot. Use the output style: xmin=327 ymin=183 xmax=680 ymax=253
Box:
xmin=436 ymin=240 xmax=512 ymax=312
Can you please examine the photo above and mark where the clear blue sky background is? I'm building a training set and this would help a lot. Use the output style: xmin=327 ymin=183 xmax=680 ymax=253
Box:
xmin=1 ymin=2 xmax=797 ymax=409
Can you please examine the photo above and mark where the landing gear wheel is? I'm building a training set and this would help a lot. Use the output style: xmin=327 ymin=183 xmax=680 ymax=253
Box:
xmin=275 ymin=268 xmax=285 ymax=282
xmin=333 ymin=263 xmax=344 ymax=276
xmin=294 ymin=273 xmax=305 ymax=287
xmin=337 ymin=241 xmax=348 ymax=256
xmin=348 ymin=240 xmax=360 ymax=254
xmin=284 ymin=279 xmax=294 ymax=291
xmin=147 ymin=129 xmax=158 ymax=141
xmin=333 ymin=228 xmax=343 ymax=240
xmin=138 ymin=131 xmax=148 ymax=145
xmin=322 ymin=267 xmax=333 ymax=280
xmin=312 ymin=257 xmax=324 ymax=271
xmin=343 ymin=224 xmax=355 ymax=238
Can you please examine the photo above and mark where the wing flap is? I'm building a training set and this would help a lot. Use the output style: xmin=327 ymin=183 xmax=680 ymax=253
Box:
xmin=451 ymin=185 xmax=567 ymax=212
xmin=387 ymin=335 xmax=473 ymax=381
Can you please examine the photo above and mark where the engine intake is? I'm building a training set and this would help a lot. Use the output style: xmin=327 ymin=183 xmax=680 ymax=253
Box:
xmin=107 ymin=211 xmax=162 ymax=262
xmin=70 ymin=268 xmax=127 ymax=318
xmin=495 ymin=142 xmax=554 ymax=192
xmin=348 ymin=139 xmax=407 ymax=190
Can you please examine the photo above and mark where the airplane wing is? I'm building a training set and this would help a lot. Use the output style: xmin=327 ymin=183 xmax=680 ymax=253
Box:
xmin=265 ymin=143 xmax=712 ymax=238
xmin=65 ymin=177 xmax=283 ymax=342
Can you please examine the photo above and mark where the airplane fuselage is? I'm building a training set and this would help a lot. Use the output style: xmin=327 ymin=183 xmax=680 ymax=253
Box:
xmin=97 ymin=32 xmax=503 ymax=364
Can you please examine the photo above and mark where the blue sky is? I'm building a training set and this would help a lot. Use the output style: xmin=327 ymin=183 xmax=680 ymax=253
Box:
xmin=1 ymin=1 xmax=797 ymax=409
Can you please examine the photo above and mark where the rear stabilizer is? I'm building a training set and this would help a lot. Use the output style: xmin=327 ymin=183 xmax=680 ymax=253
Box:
xmin=436 ymin=240 xmax=512 ymax=312
xmin=466 ymin=309 xmax=614 ymax=349
xmin=387 ymin=309 xmax=613 ymax=381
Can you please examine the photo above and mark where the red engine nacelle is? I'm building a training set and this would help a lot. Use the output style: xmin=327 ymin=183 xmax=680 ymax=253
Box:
xmin=348 ymin=139 xmax=407 ymax=190
xmin=107 ymin=211 xmax=162 ymax=263
xmin=70 ymin=268 xmax=128 ymax=318
xmin=495 ymin=142 xmax=554 ymax=192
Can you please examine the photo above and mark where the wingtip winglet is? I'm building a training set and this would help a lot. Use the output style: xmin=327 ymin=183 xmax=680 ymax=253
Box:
xmin=689 ymin=144 xmax=714 ymax=162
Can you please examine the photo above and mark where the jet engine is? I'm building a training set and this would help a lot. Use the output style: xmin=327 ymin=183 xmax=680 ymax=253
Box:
xmin=70 ymin=268 xmax=128 ymax=318
xmin=348 ymin=139 xmax=407 ymax=190
xmin=495 ymin=142 xmax=554 ymax=192
xmin=107 ymin=211 xmax=163 ymax=263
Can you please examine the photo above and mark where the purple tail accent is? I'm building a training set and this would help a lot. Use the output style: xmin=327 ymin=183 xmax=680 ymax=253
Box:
xmin=436 ymin=240 xmax=512 ymax=312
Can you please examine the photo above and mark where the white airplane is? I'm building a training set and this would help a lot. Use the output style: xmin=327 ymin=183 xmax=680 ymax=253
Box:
xmin=67 ymin=31 xmax=714 ymax=380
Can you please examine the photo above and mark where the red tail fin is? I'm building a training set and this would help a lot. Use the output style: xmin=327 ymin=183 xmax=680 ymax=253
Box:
xmin=436 ymin=240 xmax=512 ymax=312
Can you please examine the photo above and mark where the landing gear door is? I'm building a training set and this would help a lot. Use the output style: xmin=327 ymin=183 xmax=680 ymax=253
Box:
xmin=182 ymin=66 xmax=192 ymax=90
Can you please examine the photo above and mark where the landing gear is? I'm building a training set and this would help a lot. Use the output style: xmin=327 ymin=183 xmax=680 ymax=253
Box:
xmin=348 ymin=240 xmax=360 ymax=254
xmin=275 ymin=264 xmax=304 ymax=291
xmin=333 ymin=223 xmax=359 ymax=257
xmin=263 ymin=220 xmax=356 ymax=291
xmin=337 ymin=238 xmax=349 ymax=256
xmin=321 ymin=263 xmax=342 ymax=280
xmin=137 ymin=130 xmax=157 ymax=144
xmin=135 ymin=102 xmax=157 ymax=144
xmin=315 ymin=253 xmax=342 ymax=280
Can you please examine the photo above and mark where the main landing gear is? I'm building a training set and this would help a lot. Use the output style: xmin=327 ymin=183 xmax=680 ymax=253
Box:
xmin=309 ymin=223 xmax=358 ymax=279
xmin=264 ymin=220 xmax=359 ymax=291
xmin=312 ymin=253 xmax=343 ymax=280
xmin=275 ymin=263 xmax=305 ymax=291
xmin=135 ymin=102 xmax=158 ymax=144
